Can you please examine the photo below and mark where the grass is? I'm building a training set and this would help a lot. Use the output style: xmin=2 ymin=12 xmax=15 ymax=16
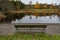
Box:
xmin=0 ymin=32 xmax=60 ymax=40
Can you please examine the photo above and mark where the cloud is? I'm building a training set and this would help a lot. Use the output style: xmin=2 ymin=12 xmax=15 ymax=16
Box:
xmin=20 ymin=0 xmax=60 ymax=4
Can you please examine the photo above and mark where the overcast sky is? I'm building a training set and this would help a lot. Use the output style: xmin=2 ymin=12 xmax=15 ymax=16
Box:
xmin=20 ymin=0 xmax=60 ymax=5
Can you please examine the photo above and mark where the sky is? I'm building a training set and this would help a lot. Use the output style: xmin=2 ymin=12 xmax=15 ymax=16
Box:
xmin=20 ymin=0 xmax=60 ymax=5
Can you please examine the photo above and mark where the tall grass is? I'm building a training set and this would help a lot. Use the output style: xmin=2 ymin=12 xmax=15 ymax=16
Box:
xmin=0 ymin=32 xmax=60 ymax=40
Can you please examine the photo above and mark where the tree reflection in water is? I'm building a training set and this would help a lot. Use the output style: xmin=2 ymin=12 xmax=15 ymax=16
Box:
xmin=0 ymin=13 xmax=60 ymax=23
xmin=58 ymin=16 xmax=60 ymax=21
xmin=29 ymin=15 xmax=32 ymax=19
xmin=4 ymin=13 xmax=25 ymax=23
xmin=36 ymin=16 xmax=38 ymax=19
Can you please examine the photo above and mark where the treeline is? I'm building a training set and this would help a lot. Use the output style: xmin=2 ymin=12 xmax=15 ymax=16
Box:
xmin=12 ymin=1 xmax=25 ymax=10
xmin=0 ymin=0 xmax=59 ymax=11
xmin=0 ymin=0 xmax=25 ymax=11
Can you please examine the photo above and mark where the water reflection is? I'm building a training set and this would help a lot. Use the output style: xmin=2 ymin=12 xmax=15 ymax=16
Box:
xmin=1 ymin=13 xmax=60 ymax=23
xmin=4 ymin=13 xmax=25 ymax=23
xmin=58 ymin=16 xmax=60 ymax=21
xmin=12 ymin=15 xmax=60 ymax=23
xmin=29 ymin=15 xmax=32 ymax=19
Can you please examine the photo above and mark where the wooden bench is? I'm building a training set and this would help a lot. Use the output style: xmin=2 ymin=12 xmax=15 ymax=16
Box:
xmin=15 ymin=25 xmax=47 ymax=33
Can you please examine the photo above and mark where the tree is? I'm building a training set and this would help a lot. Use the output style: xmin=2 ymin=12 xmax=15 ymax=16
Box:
xmin=29 ymin=1 xmax=32 ymax=9
xmin=0 ymin=0 xmax=15 ymax=11
xmin=12 ymin=0 xmax=25 ymax=10
xmin=42 ymin=4 xmax=48 ymax=9
xmin=34 ymin=1 xmax=40 ymax=9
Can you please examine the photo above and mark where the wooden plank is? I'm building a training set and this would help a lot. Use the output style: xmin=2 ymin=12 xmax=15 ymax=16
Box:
xmin=15 ymin=25 xmax=47 ymax=28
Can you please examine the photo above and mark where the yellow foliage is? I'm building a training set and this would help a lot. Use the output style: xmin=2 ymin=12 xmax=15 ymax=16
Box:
xmin=34 ymin=4 xmax=40 ymax=9
xmin=49 ymin=6 xmax=54 ymax=9
xmin=43 ymin=4 xmax=47 ymax=8
xmin=34 ymin=13 xmax=39 ymax=16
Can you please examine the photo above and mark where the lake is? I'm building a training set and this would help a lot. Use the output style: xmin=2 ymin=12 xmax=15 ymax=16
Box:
xmin=11 ymin=15 xmax=60 ymax=23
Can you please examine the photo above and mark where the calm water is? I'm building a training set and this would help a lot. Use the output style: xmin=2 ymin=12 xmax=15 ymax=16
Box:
xmin=11 ymin=15 xmax=60 ymax=23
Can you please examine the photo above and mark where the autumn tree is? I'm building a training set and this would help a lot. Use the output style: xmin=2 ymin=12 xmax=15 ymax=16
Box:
xmin=34 ymin=1 xmax=40 ymax=9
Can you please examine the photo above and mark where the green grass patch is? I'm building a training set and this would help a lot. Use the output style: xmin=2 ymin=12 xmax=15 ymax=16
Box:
xmin=0 ymin=32 xmax=60 ymax=40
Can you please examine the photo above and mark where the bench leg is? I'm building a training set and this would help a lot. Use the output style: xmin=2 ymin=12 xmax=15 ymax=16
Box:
xmin=16 ymin=28 xmax=19 ymax=32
